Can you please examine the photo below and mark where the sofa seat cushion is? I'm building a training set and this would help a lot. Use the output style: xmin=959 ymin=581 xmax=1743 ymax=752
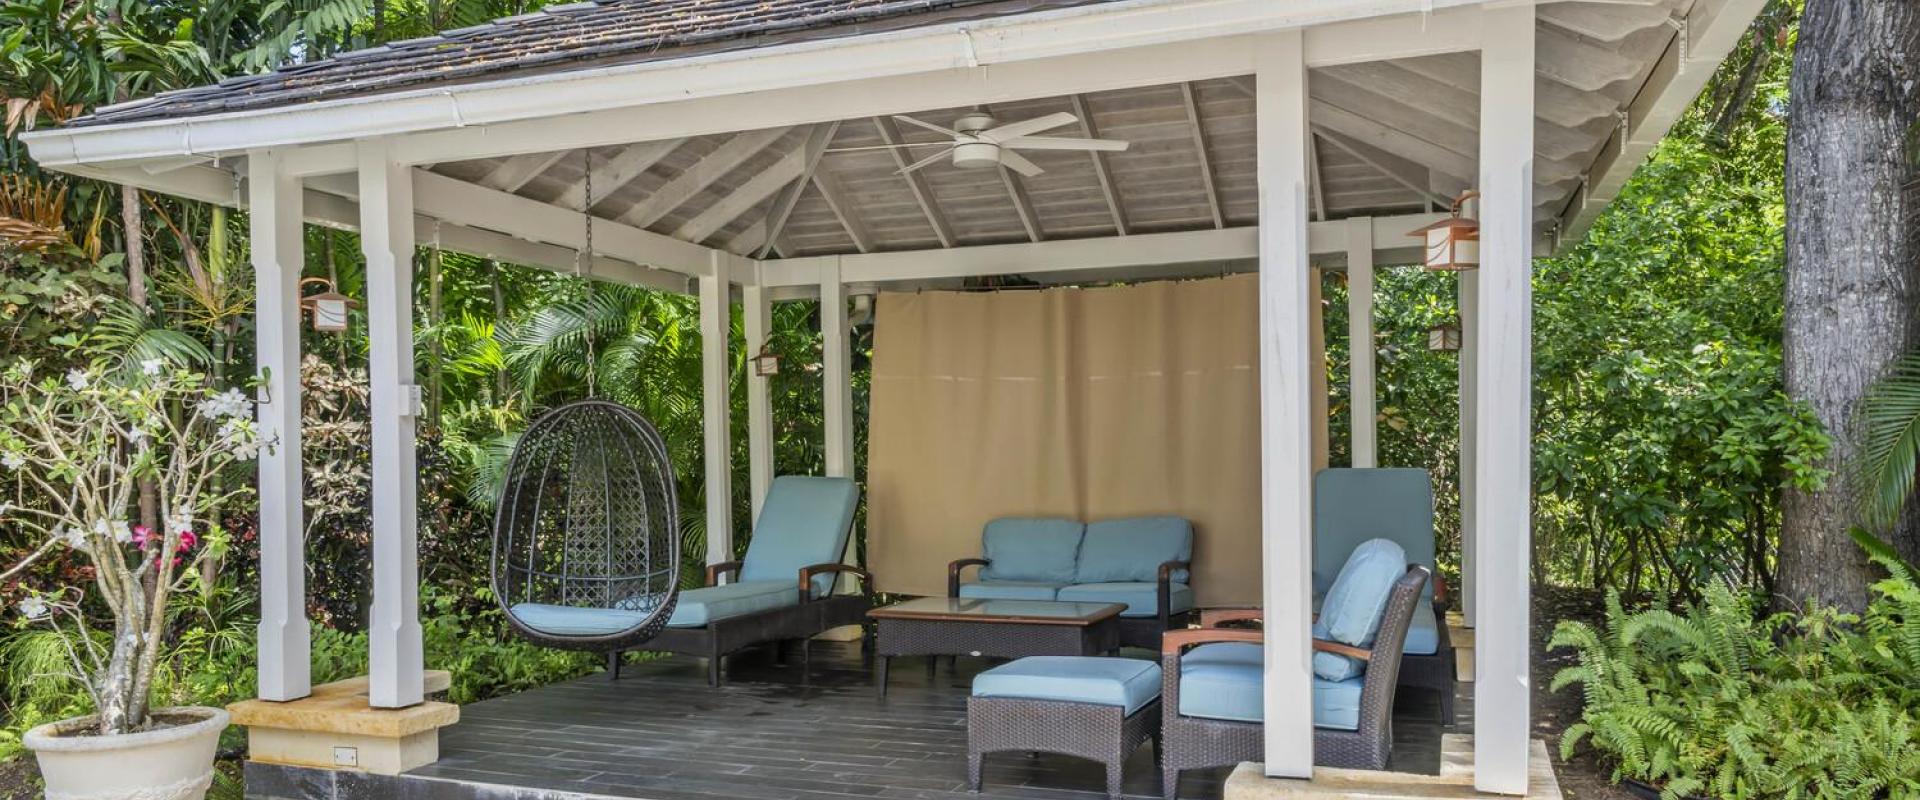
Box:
xmin=508 ymin=603 xmax=654 ymax=637
xmin=973 ymin=656 xmax=1162 ymax=715
xmin=1055 ymin=582 xmax=1193 ymax=618
xmin=957 ymin=580 xmax=1063 ymax=602
xmin=1076 ymin=517 xmax=1193 ymax=583
xmin=1405 ymin=602 xmax=1440 ymax=656
xmin=664 ymin=581 xmax=799 ymax=628
xmin=1175 ymin=646 xmax=1366 ymax=731
xmin=980 ymin=518 xmax=1086 ymax=584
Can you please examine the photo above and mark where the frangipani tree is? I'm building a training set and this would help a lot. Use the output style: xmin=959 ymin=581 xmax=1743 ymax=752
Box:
xmin=0 ymin=353 xmax=265 ymax=735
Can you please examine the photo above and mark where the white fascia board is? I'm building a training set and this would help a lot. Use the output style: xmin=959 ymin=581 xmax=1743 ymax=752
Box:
xmin=22 ymin=0 xmax=1498 ymax=169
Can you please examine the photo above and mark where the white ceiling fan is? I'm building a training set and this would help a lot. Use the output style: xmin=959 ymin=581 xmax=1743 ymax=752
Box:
xmin=832 ymin=112 xmax=1129 ymax=177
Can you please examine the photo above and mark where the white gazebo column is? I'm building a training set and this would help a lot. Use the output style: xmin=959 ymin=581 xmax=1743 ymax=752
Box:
xmin=248 ymin=151 xmax=311 ymax=702
xmin=359 ymin=140 xmax=424 ymax=709
xmin=1346 ymin=217 xmax=1377 ymax=468
xmin=820 ymin=260 xmax=855 ymax=480
xmin=1458 ymin=269 xmax=1478 ymax=627
xmin=743 ymin=269 xmax=774 ymax=517
xmin=1473 ymin=5 xmax=1536 ymax=793
xmin=1254 ymin=28 xmax=1315 ymax=779
xmin=700 ymin=253 xmax=734 ymax=565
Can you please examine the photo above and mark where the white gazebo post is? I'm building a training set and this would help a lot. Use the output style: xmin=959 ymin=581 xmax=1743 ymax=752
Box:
xmin=1346 ymin=217 xmax=1377 ymax=468
xmin=1473 ymin=5 xmax=1536 ymax=793
xmin=743 ymin=266 xmax=774 ymax=517
xmin=359 ymin=140 xmax=424 ymax=709
xmin=249 ymin=150 xmax=312 ymax=702
xmin=700 ymin=253 xmax=734 ymax=565
xmin=1459 ymin=269 xmax=1478 ymax=628
xmin=820 ymin=260 xmax=854 ymax=480
xmin=1255 ymin=28 xmax=1316 ymax=779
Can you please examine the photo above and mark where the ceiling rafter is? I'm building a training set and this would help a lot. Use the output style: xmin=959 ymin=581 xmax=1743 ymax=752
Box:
xmin=1069 ymin=94 xmax=1128 ymax=236
xmin=753 ymin=122 xmax=842 ymax=258
xmin=999 ymin=166 xmax=1044 ymax=242
xmin=809 ymin=168 xmax=873 ymax=253
xmin=556 ymin=138 xmax=684 ymax=211
xmin=479 ymin=151 xmax=568 ymax=193
xmin=1314 ymin=126 xmax=1451 ymax=207
xmin=1179 ymin=82 xmax=1225 ymax=229
xmin=617 ymin=126 xmax=792 ymax=229
xmin=872 ymin=115 xmax=955 ymax=248
xmin=1307 ymin=132 xmax=1327 ymax=222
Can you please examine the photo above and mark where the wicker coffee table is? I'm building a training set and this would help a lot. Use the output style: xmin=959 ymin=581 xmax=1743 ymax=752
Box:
xmin=867 ymin=597 xmax=1125 ymax=697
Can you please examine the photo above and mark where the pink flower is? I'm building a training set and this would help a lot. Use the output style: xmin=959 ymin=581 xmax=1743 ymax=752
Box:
xmin=176 ymin=530 xmax=197 ymax=552
xmin=131 ymin=526 xmax=154 ymax=548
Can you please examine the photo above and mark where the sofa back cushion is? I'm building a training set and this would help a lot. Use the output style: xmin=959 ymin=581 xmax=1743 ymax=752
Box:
xmin=1312 ymin=537 xmax=1406 ymax=681
xmin=980 ymin=518 xmax=1086 ymax=583
xmin=1075 ymin=516 xmax=1193 ymax=583
xmin=1313 ymin=469 xmax=1435 ymax=602
xmin=738 ymin=476 xmax=860 ymax=595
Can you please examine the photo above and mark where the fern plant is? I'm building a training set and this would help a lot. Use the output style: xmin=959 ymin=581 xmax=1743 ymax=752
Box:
xmin=1552 ymin=540 xmax=1920 ymax=799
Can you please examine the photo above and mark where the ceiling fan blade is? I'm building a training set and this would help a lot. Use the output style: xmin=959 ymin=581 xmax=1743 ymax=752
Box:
xmin=895 ymin=146 xmax=957 ymax=175
xmin=891 ymin=114 xmax=964 ymax=138
xmin=979 ymin=112 xmax=1077 ymax=143
xmin=998 ymin=149 xmax=1045 ymax=178
xmin=824 ymin=142 xmax=946 ymax=154
xmin=1001 ymin=136 xmax=1130 ymax=152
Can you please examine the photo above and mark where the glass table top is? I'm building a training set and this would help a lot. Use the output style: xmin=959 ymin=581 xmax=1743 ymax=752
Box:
xmin=867 ymin=596 xmax=1126 ymax=624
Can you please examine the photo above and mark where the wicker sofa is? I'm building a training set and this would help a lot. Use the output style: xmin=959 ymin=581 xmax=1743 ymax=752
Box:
xmin=1159 ymin=553 xmax=1430 ymax=800
xmin=1314 ymin=468 xmax=1457 ymax=723
xmin=948 ymin=516 xmax=1193 ymax=649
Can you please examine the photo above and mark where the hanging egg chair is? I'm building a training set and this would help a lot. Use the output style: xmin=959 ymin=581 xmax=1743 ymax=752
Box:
xmin=491 ymin=399 xmax=681 ymax=651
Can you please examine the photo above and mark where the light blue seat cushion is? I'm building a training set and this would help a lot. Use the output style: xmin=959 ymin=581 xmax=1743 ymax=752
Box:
xmin=972 ymin=656 xmax=1163 ymax=715
xmin=737 ymin=476 xmax=859 ymax=596
xmin=1076 ymin=517 xmax=1193 ymax=583
xmin=979 ymin=518 xmax=1086 ymax=584
xmin=957 ymin=580 xmax=1063 ymax=601
xmin=508 ymin=603 xmax=653 ymax=637
xmin=1314 ymin=469 xmax=1436 ymax=604
xmin=1174 ymin=644 xmax=1365 ymax=731
xmin=1313 ymin=538 xmax=1406 ymax=682
xmin=1404 ymin=602 xmax=1439 ymax=655
xmin=664 ymin=580 xmax=799 ymax=628
xmin=1055 ymin=581 xmax=1194 ymax=618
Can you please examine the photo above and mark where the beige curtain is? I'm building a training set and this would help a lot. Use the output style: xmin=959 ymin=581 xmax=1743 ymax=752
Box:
xmin=866 ymin=274 xmax=1274 ymax=606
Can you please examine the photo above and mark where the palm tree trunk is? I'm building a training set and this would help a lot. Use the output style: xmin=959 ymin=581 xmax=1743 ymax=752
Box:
xmin=1779 ymin=0 xmax=1920 ymax=612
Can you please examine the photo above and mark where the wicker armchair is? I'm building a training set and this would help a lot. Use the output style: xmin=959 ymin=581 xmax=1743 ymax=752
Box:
xmin=1157 ymin=566 xmax=1429 ymax=800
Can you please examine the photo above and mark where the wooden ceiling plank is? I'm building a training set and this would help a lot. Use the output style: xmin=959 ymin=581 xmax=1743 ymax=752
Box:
xmin=753 ymin=122 xmax=841 ymax=257
xmin=678 ymin=126 xmax=833 ymax=244
xmin=618 ymin=126 xmax=792 ymax=229
xmin=1537 ymin=24 xmax=1644 ymax=92
xmin=1179 ymin=82 xmax=1225 ymax=229
xmin=999 ymin=166 xmax=1044 ymax=242
xmin=479 ymin=150 xmax=568 ymax=193
xmin=1070 ymin=94 xmax=1129 ymax=236
xmin=1315 ymin=126 xmax=1451 ymax=207
xmin=872 ymin=116 xmax=956 ymax=248
xmin=810 ymin=169 xmax=874 ymax=253
xmin=1539 ymin=3 xmax=1676 ymax=42
xmin=557 ymin=138 xmax=685 ymax=211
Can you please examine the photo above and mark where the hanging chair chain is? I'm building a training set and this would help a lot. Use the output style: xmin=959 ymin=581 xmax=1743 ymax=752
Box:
xmin=578 ymin=147 xmax=599 ymax=397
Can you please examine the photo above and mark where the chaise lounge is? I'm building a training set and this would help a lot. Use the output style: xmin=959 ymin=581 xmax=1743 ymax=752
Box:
xmin=608 ymin=475 xmax=869 ymax=686
xmin=949 ymin=516 xmax=1194 ymax=649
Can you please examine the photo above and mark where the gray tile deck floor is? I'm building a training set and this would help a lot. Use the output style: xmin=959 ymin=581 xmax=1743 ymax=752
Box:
xmin=246 ymin=641 xmax=1470 ymax=800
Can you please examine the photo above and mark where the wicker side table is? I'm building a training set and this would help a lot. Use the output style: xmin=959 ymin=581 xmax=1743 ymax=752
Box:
xmin=968 ymin=696 xmax=1161 ymax=800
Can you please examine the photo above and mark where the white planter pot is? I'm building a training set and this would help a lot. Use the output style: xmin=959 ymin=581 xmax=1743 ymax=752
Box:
xmin=24 ymin=706 xmax=230 ymax=800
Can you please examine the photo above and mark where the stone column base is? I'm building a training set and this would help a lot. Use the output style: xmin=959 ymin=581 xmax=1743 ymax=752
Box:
xmin=228 ymin=672 xmax=459 ymax=776
xmin=1224 ymin=736 xmax=1562 ymax=799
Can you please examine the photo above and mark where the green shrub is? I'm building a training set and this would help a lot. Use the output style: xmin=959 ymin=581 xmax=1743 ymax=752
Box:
xmin=1551 ymin=542 xmax=1920 ymax=799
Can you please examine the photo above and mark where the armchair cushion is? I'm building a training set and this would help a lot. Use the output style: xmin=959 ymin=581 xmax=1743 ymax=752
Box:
xmin=1075 ymin=517 xmax=1192 ymax=583
xmin=1314 ymin=469 xmax=1436 ymax=604
xmin=1312 ymin=537 xmax=1406 ymax=681
xmin=956 ymin=580 xmax=1063 ymax=602
xmin=664 ymin=580 xmax=799 ymax=628
xmin=979 ymin=518 xmax=1086 ymax=583
xmin=973 ymin=656 xmax=1163 ymax=715
xmin=1173 ymin=645 xmax=1365 ymax=731
xmin=1056 ymin=581 xmax=1193 ymax=618
xmin=1405 ymin=602 xmax=1440 ymax=655
xmin=738 ymin=476 xmax=859 ymax=596
xmin=1313 ymin=676 xmax=1365 ymax=731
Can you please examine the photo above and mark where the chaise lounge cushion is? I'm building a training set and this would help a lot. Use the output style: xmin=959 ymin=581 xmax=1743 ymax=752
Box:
xmin=1056 ymin=581 xmax=1194 ymax=618
xmin=957 ymin=579 xmax=1064 ymax=601
xmin=664 ymin=580 xmax=801 ymax=628
xmin=1313 ymin=538 xmax=1406 ymax=682
xmin=973 ymin=656 xmax=1163 ymax=715
xmin=737 ymin=476 xmax=860 ymax=596
xmin=1314 ymin=469 xmax=1436 ymax=604
xmin=979 ymin=518 xmax=1086 ymax=584
xmin=1174 ymin=643 xmax=1365 ymax=730
xmin=1075 ymin=517 xmax=1192 ymax=583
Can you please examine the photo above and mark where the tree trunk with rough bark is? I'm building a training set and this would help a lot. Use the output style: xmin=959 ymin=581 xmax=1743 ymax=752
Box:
xmin=1779 ymin=0 xmax=1920 ymax=612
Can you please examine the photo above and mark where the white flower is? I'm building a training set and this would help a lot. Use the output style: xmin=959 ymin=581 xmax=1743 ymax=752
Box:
xmin=198 ymin=388 xmax=251 ymax=420
xmin=0 ymin=502 xmax=10 ymax=517
xmin=92 ymin=519 xmax=132 ymax=544
xmin=125 ymin=426 xmax=148 ymax=445
xmin=54 ymin=526 xmax=83 ymax=548
xmin=140 ymin=358 xmax=164 ymax=376
xmin=166 ymin=510 xmax=194 ymax=532
xmin=16 ymin=597 xmax=48 ymax=621
xmin=65 ymin=369 xmax=89 ymax=390
xmin=1 ymin=452 xmax=22 ymax=471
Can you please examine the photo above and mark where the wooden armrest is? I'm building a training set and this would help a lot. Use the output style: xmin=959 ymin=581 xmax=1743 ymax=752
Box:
xmin=705 ymin=560 xmax=743 ymax=586
xmin=1199 ymin=608 xmax=1263 ymax=628
xmin=948 ymin=558 xmax=990 ymax=597
xmin=1162 ymin=627 xmax=1263 ymax=656
xmin=1157 ymin=560 xmax=1190 ymax=582
xmin=1312 ymin=639 xmax=1372 ymax=661
xmin=1431 ymin=571 xmax=1451 ymax=607
xmin=798 ymin=562 xmax=870 ymax=601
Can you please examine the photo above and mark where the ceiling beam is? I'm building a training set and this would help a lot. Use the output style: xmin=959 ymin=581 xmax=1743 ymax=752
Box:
xmin=1070 ymin=94 xmax=1128 ymax=236
xmin=1315 ymin=127 xmax=1451 ymax=207
xmin=478 ymin=151 xmax=567 ymax=192
xmin=873 ymin=116 xmax=956 ymax=248
xmin=1180 ymin=82 xmax=1225 ymax=229
xmin=1307 ymin=133 xmax=1327 ymax=222
xmin=809 ymin=168 xmax=873 ymax=253
xmin=753 ymin=122 xmax=841 ymax=258
xmin=1309 ymin=99 xmax=1474 ymax=185
xmin=555 ymin=138 xmax=684 ymax=211
xmin=618 ymin=126 xmax=791 ymax=229
xmin=679 ymin=124 xmax=837 ymax=244
xmin=999 ymin=166 xmax=1044 ymax=242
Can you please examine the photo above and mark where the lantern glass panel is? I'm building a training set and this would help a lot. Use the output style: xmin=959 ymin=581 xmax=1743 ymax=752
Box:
xmin=313 ymin=298 xmax=349 ymax=332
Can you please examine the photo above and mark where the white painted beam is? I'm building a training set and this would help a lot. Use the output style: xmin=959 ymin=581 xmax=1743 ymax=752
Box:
xmin=743 ymin=268 xmax=775 ymax=517
xmin=479 ymin=151 xmax=568 ymax=193
xmin=999 ymin=165 xmax=1044 ymax=243
xmin=873 ymin=116 xmax=956 ymax=248
xmin=248 ymin=149 xmax=312 ymax=703
xmin=1181 ymin=82 xmax=1226 ymax=229
xmin=810 ymin=168 xmax=873 ymax=253
xmin=699 ymin=254 xmax=735 ymax=565
xmin=757 ymin=123 xmax=842 ymax=258
xmin=1316 ymin=127 xmax=1451 ymax=207
xmin=1458 ymin=269 xmax=1478 ymax=628
xmin=1255 ymin=28 xmax=1315 ymax=780
xmin=678 ymin=129 xmax=829 ymax=244
xmin=1346 ymin=217 xmax=1376 ymax=468
xmin=821 ymin=261 xmax=855 ymax=479
xmin=1071 ymin=94 xmax=1128 ymax=235
xmin=358 ymin=139 xmax=425 ymax=710
xmin=1474 ymin=7 xmax=1535 ymax=793
xmin=556 ymin=139 xmax=683 ymax=211
xmin=621 ymin=127 xmax=792 ymax=230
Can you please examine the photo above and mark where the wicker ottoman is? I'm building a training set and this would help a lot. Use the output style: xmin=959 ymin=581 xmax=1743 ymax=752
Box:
xmin=967 ymin=656 xmax=1163 ymax=800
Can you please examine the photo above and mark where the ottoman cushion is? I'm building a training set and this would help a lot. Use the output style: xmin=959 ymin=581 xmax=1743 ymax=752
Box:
xmin=972 ymin=656 xmax=1162 ymax=715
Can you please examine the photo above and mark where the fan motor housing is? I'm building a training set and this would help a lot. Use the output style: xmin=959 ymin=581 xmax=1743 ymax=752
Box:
xmin=951 ymin=140 xmax=1002 ymax=170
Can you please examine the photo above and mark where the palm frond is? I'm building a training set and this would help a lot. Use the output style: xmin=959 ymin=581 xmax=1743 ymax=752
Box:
xmin=1855 ymin=350 xmax=1920 ymax=529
